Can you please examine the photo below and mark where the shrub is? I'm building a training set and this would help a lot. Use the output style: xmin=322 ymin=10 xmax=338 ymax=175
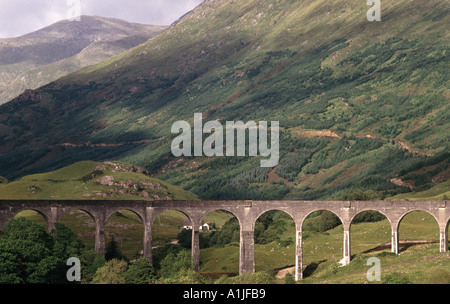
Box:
xmin=152 ymin=244 xmax=182 ymax=270
xmin=159 ymin=250 xmax=192 ymax=278
xmin=279 ymin=237 xmax=294 ymax=247
xmin=162 ymin=268 xmax=206 ymax=284
xmin=91 ymin=259 xmax=128 ymax=284
xmin=209 ymin=217 xmax=240 ymax=247
xmin=124 ymin=258 xmax=157 ymax=284
xmin=79 ymin=249 xmax=105 ymax=283
xmin=105 ymin=237 xmax=128 ymax=262
xmin=353 ymin=211 xmax=386 ymax=224
xmin=177 ymin=229 xmax=210 ymax=249
xmin=304 ymin=211 xmax=341 ymax=232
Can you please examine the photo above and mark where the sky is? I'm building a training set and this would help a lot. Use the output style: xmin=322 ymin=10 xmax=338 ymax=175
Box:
xmin=0 ymin=0 xmax=204 ymax=38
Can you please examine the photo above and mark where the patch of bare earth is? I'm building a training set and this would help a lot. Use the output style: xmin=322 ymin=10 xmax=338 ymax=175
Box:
xmin=275 ymin=266 xmax=295 ymax=279
xmin=290 ymin=128 xmax=341 ymax=139
xmin=389 ymin=177 xmax=414 ymax=189
xmin=267 ymin=165 xmax=290 ymax=186
xmin=395 ymin=140 xmax=433 ymax=157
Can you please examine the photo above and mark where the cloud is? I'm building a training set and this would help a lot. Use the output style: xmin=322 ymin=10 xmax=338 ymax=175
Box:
xmin=0 ymin=0 xmax=203 ymax=38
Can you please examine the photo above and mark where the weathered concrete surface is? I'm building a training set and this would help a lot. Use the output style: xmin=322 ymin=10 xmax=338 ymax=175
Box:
xmin=0 ymin=200 xmax=448 ymax=280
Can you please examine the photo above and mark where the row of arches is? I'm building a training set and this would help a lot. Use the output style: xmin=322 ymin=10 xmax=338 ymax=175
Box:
xmin=12 ymin=207 xmax=449 ymax=280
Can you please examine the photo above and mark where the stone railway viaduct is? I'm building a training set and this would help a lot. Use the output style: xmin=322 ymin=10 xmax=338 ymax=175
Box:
xmin=0 ymin=200 xmax=448 ymax=280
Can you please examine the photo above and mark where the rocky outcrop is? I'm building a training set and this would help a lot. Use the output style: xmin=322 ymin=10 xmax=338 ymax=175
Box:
xmin=93 ymin=167 xmax=170 ymax=199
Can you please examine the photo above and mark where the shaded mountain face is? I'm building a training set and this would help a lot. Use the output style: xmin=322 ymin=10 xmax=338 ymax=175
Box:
xmin=0 ymin=15 xmax=167 ymax=104
xmin=0 ymin=0 xmax=448 ymax=200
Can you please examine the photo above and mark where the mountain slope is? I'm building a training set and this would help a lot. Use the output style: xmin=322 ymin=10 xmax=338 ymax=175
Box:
xmin=0 ymin=15 xmax=167 ymax=104
xmin=0 ymin=0 xmax=448 ymax=200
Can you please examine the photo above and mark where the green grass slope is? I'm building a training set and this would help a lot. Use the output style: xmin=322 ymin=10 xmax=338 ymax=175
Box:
xmin=388 ymin=179 xmax=450 ymax=201
xmin=0 ymin=160 xmax=198 ymax=200
xmin=0 ymin=0 xmax=448 ymax=200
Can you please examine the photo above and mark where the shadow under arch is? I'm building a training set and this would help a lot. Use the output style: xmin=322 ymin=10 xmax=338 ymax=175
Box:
xmin=397 ymin=210 xmax=440 ymax=253
xmin=349 ymin=210 xmax=391 ymax=255
xmin=105 ymin=208 xmax=144 ymax=224
xmin=301 ymin=209 xmax=343 ymax=278
xmin=253 ymin=209 xmax=296 ymax=277
xmin=58 ymin=209 xmax=96 ymax=250
xmin=105 ymin=209 xmax=145 ymax=261
xmin=13 ymin=209 xmax=49 ymax=230
xmin=198 ymin=209 xmax=241 ymax=279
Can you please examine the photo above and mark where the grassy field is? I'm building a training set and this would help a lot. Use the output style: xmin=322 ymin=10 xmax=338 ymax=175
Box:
xmin=299 ymin=243 xmax=449 ymax=284
xmin=388 ymin=179 xmax=450 ymax=201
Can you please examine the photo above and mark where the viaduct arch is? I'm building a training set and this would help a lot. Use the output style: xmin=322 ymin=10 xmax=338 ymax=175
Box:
xmin=0 ymin=200 xmax=448 ymax=281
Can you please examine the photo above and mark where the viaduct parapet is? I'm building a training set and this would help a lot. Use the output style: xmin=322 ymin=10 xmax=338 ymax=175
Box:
xmin=0 ymin=200 xmax=448 ymax=280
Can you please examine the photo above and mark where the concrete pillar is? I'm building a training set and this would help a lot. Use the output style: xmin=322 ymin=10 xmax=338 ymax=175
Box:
xmin=343 ymin=228 xmax=351 ymax=265
xmin=440 ymin=227 xmax=448 ymax=253
xmin=295 ymin=229 xmax=303 ymax=281
xmin=192 ymin=227 xmax=200 ymax=272
xmin=95 ymin=214 xmax=105 ymax=256
xmin=143 ymin=207 xmax=154 ymax=264
xmin=143 ymin=221 xmax=153 ymax=264
xmin=48 ymin=207 xmax=59 ymax=232
xmin=391 ymin=223 xmax=399 ymax=254
xmin=239 ymin=230 xmax=255 ymax=275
